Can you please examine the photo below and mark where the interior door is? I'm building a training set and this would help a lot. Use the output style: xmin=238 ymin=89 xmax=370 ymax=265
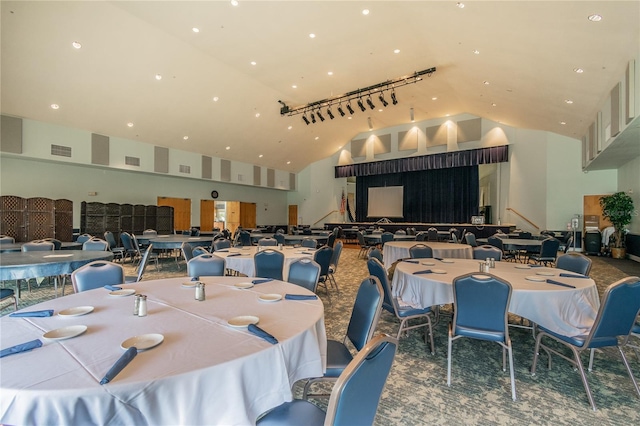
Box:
xmin=288 ymin=205 xmax=298 ymax=230
xmin=158 ymin=197 xmax=191 ymax=232
xmin=240 ymin=202 xmax=257 ymax=229
xmin=200 ymin=200 xmax=216 ymax=232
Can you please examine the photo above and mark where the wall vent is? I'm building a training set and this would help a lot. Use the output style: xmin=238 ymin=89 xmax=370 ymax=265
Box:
xmin=51 ymin=144 xmax=72 ymax=157
xmin=179 ymin=164 xmax=191 ymax=174
xmin=125 ymin=156 xmax=140 ymax=166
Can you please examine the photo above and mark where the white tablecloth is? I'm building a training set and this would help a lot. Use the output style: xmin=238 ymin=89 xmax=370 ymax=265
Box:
xmin=392 ymin=258 xmax=599 ymax=337
xmin=383 ymin=241 xmax=473 ymax=270
xmin=214 ymin=247 xmax=315 ymax=279
xmin=1 ymin=277 xmax=326 ymax=425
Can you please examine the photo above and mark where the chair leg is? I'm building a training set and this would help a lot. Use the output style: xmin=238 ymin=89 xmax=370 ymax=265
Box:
xmin=618 ymin=346 xmax=640 ymax=398
xmin=571 ymin=346 xmax=597 ymax=411
xmin=447 ymin=329 xmax=453 ymax=386
xmin=506 ymin=341 xmax=517 ymax=401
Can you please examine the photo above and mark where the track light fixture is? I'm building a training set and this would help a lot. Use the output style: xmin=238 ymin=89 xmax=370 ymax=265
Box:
xmin=378 ymin=92 xmax=388 ymax=107
xmin=278 ymin=66 xmax=435 ymax=122
xmin=366 ymin=95 xmax=375 ymax=110
xmin=302 ymin=113 xmax=310 ymax=125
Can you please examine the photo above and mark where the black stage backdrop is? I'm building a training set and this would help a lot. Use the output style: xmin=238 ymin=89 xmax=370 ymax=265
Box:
xmin=356 ymin=166 xmax=479 ymax=223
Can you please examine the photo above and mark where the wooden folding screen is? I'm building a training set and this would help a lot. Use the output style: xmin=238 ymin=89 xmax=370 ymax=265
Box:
xmin=0 ymin=195 xmax=73 ymax=242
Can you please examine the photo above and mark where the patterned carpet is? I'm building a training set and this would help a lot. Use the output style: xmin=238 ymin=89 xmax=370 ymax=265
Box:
xmin=2 ymin=245 xmax=639 ymax=425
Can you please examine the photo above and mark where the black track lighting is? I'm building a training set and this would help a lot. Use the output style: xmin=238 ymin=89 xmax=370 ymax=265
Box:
xmin=366 ymin=96 xmax=375 ymax=110
xmin=302 ymin=114 xmax=310 ymax=125
xmin=346 ymin=103 xmax=355 ymax=115
xmin=317 ymin=110 xmax=325 ymax=122
xmin=310 ymin=112 xmax=316 ymax=123
xmin=378 ymin=93 xmax=388 ymax=107
xmin=357 ymin=98 xmax=366 ymax=112
xmin=327 ymin=107 xmax=334 ymax=120
xmin=337 ymin=105 xmax=345 ymax=117
xmin=391 ymin=91 xmax=398 ymax=105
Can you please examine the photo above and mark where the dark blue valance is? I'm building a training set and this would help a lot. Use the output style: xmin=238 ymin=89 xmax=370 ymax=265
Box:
xmin=335 ymin=145 xmax=508 ymax=178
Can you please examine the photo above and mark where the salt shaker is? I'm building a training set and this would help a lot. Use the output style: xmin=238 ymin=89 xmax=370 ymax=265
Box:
xmin=489 ymin=258 xmax=496 ymax=268
xmin=133 ymin=294 xmax=141 ymax=315
xmin=138 ymin=295 xmax=147 ymax=317
xmin=195 ymin=282 xmax=205 ymax=301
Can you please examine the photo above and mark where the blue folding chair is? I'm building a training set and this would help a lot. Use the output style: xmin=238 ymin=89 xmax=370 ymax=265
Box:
xmin=254 ymin=249 xmax=285 ymax=280
xmin=409 ymin=243 xmax=433 ymax=259
xmin=71 ymin=261 xmax=125 ymax=293
xmin=287 ymin=258 xmax=321 ymax=293
xmin=188 ymin=254 xmax=226 ymax=277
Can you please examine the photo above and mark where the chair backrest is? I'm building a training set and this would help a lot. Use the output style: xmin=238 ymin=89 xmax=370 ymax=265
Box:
xmin=273 ymin=233 xmax=286 ymax=245
xmin=76 ymin=234 xmax=93 ymax=244
xmin=395 ymin=229 xmax=406 ymax=235
xmin=21 ymin=240 xmax=54 ymax=252
xmin=380 ymin=232 xmax=394 ymax=246
xmin=0 ymin=235 xmax=15 ymax=244
xmin=239 ymin=231 xmax=252 ymax=246
xmin=258 ymin=237 xmax=278 ymax=247
xmin=539 ymin=237 xmax=561 ymax=258
xmin=330 ymin=240 xmax=343 ymax=270
xmin=313 ymin=245 xmax=333 ymax=278
xmin=131 ymin=234 xmax=142 ymax=254
xmin=584 ymin=277 xmax=640 ymax=348
xmin=42 ymin=238 xmax=62 ymax=250
xmin=452 ymin=273 xmax=512 ymax=341
xmin=134 ymin=243 xmax=155 ymax=282
xmin=254 ymin=249 xmax=285 ymax=280
xmin=367 ymin=258 xmax=395 ymax=314
xmin=449 ymin=228 xmax=461 ymax=242
xmin=556 ymin=252 xmax=592 ymax=275
xmin=473 ymin=245 xmax=503 ymax=261
xmin=486 ymin=236 xmax=504 ymax=250
xmin=325 ymin=335 xmax=398 ymax=426
xmin=464 ymin=232 xmax=478 ymax=247
xmin=415 ymin=231 xmax=426 ymax=241
xmin=188 ymin=254 xmax=226 ymax=277
xmin=301 ymin=237 xmax=317 ymax=249
xmin=564 ymin=235 xmax=574 ymax=253
xmin=71 ymin=260 xmax=125 ymax=292
xmin=427 ymin=227 xmax=439 ymax=241
xmin=213 ymin=239 xmax=232 ymax=251
xmin=192 ymin=246 xmax=210 ymax=257
xmin=287 ymin=258 xmax=321 ymax=292
xmin=367 ymin=247 xmax=383 ymax=263
xmin=142 ymin=229 xmax=158 ymax=237
xmin=409 ymin=243 xmax=433 ymax=259
xmin=181 ymin=242 xmax=194 ymax=263
xmin=83 ymin=238 xmax=109 ymax=251
xmin=345 ymin=276 xmax=384 ymax=351
xmin=104 ymin=231 xmax=118 ymax=249
xmin=120 ymin=232 xmax=134 ymax=251
xmin=327 ymin=233 xmax=337 ymax=248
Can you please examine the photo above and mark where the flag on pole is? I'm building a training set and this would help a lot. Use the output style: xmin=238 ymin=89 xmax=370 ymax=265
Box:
xmin=340 ymin=189 xmax=346 ymax=214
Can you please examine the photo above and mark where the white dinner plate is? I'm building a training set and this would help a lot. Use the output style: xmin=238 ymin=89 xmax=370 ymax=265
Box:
xmin=440 ymin=259 xmax=455 ymax=263
xmin=234 ymin=282 xmax=254 ymax=290
xmin=258 ymin=293 xmax=282 ymax=302
xmin=120 ymin=333 xmax=164 ymax=351
xmin=182 ymin=282 xmax=198 ymax=288
xmin=535 ymin=271 xmax=555 ymax=276
xmin=58 ymin=306 xmax=94 ymax=317
xmin=109 ymin=289 xmax=136 ymax=297
xmin=431 ymin=269 xmax=447 ymax=274
xmin=421 ymin=261 xmax=436 ymax=266
xmin=43 ymin=325 xmax=88 ymax=340
xmin=227 ymin=315 xmax=259 ymax=327
xmin=526 ymin=275 xmax=547 ymax=282
xmin=472 ymin=274 xmax=491 ymax=280
xmin=43 ymin=254 xmax=73 ymax=258
xmin=515 ymin=265 xmax=531 ymax=269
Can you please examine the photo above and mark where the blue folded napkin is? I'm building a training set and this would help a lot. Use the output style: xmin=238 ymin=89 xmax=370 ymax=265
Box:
xmin=414 ymin=269 xmax=433 ymax=275
xmin=0 ymin=339 xmax=42 ymax=358
xmin=216 ymin=249 xmax=229 ymax=252
xmin=100 ymin=347 xmax=137 ymax=385
xmin=559 ymin=273 xmax=588 ymax=279
xmin=252 ymin=279 xmax=273 ymax=284
xmin=10 ymin=310 xmax=54 ymax=317
xmin=546 ymin=279 xmax=576 ymax=289
xmin=434 ymin=257 xmax=443 ymax=261
xmin=529 ymin=265 xmax=542 ymax=268
xmin=191 ymin=276 xmax=199 ymax=281
xmin=104 ymin=285 xmax=122 ymax=291
xmin=285 ymin=294 xmax=318 ymax=300
xmin=404 ymin=260 xmax=419 ymax=264
xmin=227 ymin=253 xmax=242 ymax=257
xmin=248 ymin=324 xmax=278 ymax=344
xmin=301 ymin=251 xmax=315 ymax=255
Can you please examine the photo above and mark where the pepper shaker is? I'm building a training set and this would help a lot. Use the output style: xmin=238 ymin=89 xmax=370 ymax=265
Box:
xmin=195 ymin=282 xmax=206 ymax=301
xmin=133 ymin=294 xmax=141 ymax=315
xmin=138 ymin=295 xmax=147 ymax=317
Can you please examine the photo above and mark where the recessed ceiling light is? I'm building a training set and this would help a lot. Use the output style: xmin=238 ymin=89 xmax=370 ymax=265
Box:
xmin=50 ymin=104 xmax=59 ymax=109
xmin=287 ymin=125 xmax=293 ymax=130
xmin=259 ymin=154 xmax=263 ymax=158
xmin=457 ymin=2 xmax=465 ymax=8
xmin=155 ymin=74 xmax=162 ymax=80
xmin=491 ymin=103 xmax=497 ymax=107
xmin=127 ymin=122 xmax=134 ymax=127
xmin=432 ymin=97 xmax=438 ymax=101
xmin=483 ymin=81 xmax=490 ymax=85
xmin=183 ymin=136 xmax=189 ymax=140
xmin=362 ymin=9 xmax=370 ymax=15
xmin=72 ymin=41 xmax=82 ymax=49
xmin=473 ymin=50 xmax=480 ymax=55
xmin=588 ymin=14 xmax=602 ymax=22
xmin=213 ymin=96 xmax=219 ymax=102
xmin=292 ymin=85 xmax=297 ymax=89
xmin=250 ymin=61 xmax=256 ymax=66
xmin=574 ymin=68 xmax=584 ymax=73
xmin=315 ymin=136 xmax=319 ymax=140
xmin=564 ymin=99 xmax=574 ymax=104
xmin=327 ymin=71 xmax=333 ymax=76
xmin=287 ymin=161 xmax=291 ymax=165
xmin=394 ymin=49 xmax=400 ymax=54
xmin=378 ymin=109 xmax=383 ymax=112
xmin=225 ymin=146 xmax=231 ymax=150
xmin=192 ymin=27 xmax=200 ymax=33
xmin=231 ymin=0 xmax=239 ymax=6
xmin=309 ymin=33 xmax=316 ymax=38
xmin=560 ymin=121 xmax=567 ymax=125
xmin=255 ymin=113 xmax=260 ymax=118
xmin=347 ymin=116 xmax=352 ymax=120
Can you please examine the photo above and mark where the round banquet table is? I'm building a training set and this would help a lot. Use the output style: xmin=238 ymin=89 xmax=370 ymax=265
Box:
xmin=391 ymin=258 xmax=599 ymax=337
xmin=0 ymin=276 xmax=326 ymax=426
xmin=214 ymin=246 xmax=316 ymax=280
xmin=147 ymin=235 xmax=212 ymax=249
xmin=0 ymin=250 xmax=114 ymax=281
xmin=249 ymin=233 xmax=328 ymax=246
xmin=364 ymin=234 xmax=416 ymax=244
xmin=382 ymin=241 xmax=473 ymax=270
xmin=477 ymin=238 xmax=543 ymax=252
xmin=0 ymin=241 xmax=82 ymax=253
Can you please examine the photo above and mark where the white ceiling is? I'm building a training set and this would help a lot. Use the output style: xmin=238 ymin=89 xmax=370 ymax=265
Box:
xmin=2 ymin=1 xmax=638 ymax=173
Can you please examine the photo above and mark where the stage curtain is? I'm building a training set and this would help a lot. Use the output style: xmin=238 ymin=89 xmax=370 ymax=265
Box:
xmin=355 ymin=166 xmax=479 ymax=223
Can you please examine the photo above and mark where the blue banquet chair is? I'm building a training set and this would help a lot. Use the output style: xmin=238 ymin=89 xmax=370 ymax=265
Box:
xmin=473 ymin=245 xmax=503 ymax=261
xmin=257 ymin=335 xmax=398 ymax=426
xmin=555 ymin=252 xmax=592 ymax=276
xmin=125 ymin=244 xmax=158 ymax=283
xmin=254 ymin=249 xmax=285 ymax=280
xmin=287 ymin=258 xmax=321 ymax=293
xmin=528 ymin=237 xmax=560 ymax=266
xmin=76 ymin=233 xmax=93 ymax=244
xmin=82 ymin=238 xmax=109 ymax=251
xmin=273 ymin=233 xmax=286 ymax=246
xmin=409 ymin=243 xmax=433 ymax=259
xmin=367 ymin=247 xmax=383 ymax=263
xmin=302 ymin=275 xmax=383 ymax=399
xmin=301 ymin=237 xmax=318 ymax=249
xmin=313 ymin=245 xmax=333 ymax=297
xmin=71 ymin=261 xmax=125 ymax=293
xmin=104 ymin=231 xmax=125 ymax=261
xmin=531 ymin=276 xmax=640 ymax=410
xmin=258 ymin=237 xmax=278 ymax=247
xmin=188 ymin=254 xmax=226 ymax=277
xmin=213 ymin=239 xmax=232 ymax=251
xmin=448 ymin=273 xmax=517 ymax=401
xmin=1 ymin=288 xmax=18 ymax=311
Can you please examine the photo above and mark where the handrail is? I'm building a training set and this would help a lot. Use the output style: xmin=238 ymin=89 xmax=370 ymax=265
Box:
xmin=506 ymin=207 xmax=540 ymax=230
xmin=313 ymin=210 xmax=340 ymax=226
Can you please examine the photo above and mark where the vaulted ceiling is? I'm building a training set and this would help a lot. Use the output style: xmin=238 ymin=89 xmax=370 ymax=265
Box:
xmin=2 ymin=1 xmax=638 ymax=172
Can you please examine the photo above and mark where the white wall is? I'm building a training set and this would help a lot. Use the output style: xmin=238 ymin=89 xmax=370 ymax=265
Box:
xmin=618 ymin=156 xmax=640 ymax=234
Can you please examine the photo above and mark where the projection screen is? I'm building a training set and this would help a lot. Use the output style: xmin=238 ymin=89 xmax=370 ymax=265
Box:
xmin=367 ymin=186 xmax=404 ymax=218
